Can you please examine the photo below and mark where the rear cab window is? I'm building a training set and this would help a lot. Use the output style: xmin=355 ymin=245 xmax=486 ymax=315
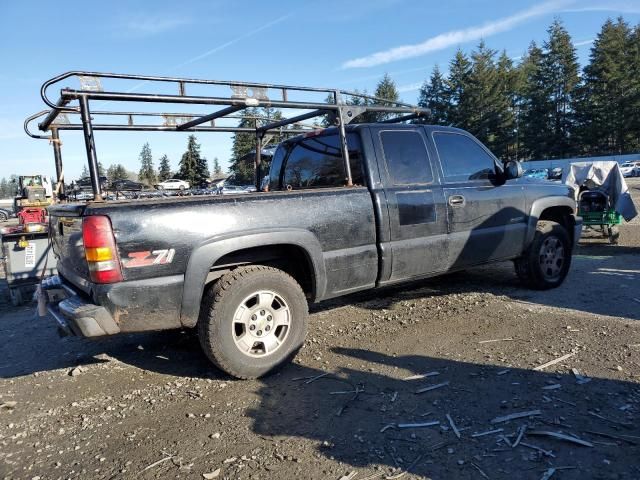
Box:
xmin=433 ymin=132 xmax=496 ymax=182
xmin=274 ymin=132 xmax=364 ymax=190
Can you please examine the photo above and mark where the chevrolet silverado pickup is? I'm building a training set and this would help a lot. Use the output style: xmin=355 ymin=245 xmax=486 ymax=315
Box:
xmin=26 ymin=72 xmax=581 ymax=379
xmin=42 ymin=124 xmax=581 ymax=378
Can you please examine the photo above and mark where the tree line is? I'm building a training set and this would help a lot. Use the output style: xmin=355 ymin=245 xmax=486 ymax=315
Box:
xmin=418 ymin=17 xmax=640 ymax=160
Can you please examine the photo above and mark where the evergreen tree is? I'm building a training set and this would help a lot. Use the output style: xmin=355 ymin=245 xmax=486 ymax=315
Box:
xmin=81 ymin=165 xmax=89 ymax=178
xmin=577 ymin=17 xmax=634 ymax=154
xmin=371 ymin=73 xmax=400 ymax=122
xmin=212 ymin=157 xmax=223 ymax=177
xmin=519 ymin=41 xmax=548 ymax=159
xmin=418 ymin=65 xmax=449 ymax=125
xmin=447 ymin=49 xmax=473 ymax=129
xmin=158 ymin=154 xmax=172 ymax=181
xmin=178 ymin=135 xmax=208 ymax=186
xmin=629 ymin=24 xmax=640 ymax=150
xmin=98 ymin=161 xmax=106 ymax=177
xmin=494 ymin=50 xmax=518 ymax=160
xmin=229 ymin=108 xmax=260 ymax=184
xmin=107 ymin=164 xmax=128 ymax=182
xmin=541 ymin=20 xmax=580 ymax=158
xmin=0 ymin=177 xmax=9 ymax=198
xmin=138 ymin=142 xmax=156 ymax=185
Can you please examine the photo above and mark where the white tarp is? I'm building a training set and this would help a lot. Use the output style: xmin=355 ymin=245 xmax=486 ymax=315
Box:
xmin=563 ymin=161 xmax=637 ymax=222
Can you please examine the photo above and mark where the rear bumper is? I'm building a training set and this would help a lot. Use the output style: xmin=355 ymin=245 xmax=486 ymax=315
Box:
xmin=42 ymin=273 xmax=184 ymax=337
xmin=43 ymin=276 xmax=120 ymax=337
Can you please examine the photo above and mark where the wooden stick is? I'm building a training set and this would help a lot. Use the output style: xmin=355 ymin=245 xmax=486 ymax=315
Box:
xmin=533 ymin=353 xmax=575 ymax=371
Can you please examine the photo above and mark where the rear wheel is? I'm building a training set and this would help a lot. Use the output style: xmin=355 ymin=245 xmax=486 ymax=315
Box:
xmin=198 ymin=265 xmax=308 ymax=379
xmin=0 ymin=211 xmax=7 ymax=222
xmin=515 ymin=220 xmax=572 ymax=290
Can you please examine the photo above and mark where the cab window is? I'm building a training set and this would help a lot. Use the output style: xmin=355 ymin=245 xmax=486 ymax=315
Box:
xmin=434 ymin=132 xmax=496 ymax=182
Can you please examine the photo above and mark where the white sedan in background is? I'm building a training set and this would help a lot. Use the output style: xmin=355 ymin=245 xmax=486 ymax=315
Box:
xmin=620 ymin=161 xmax=640 ymax=177
xmin=156 ymin=178 xmax=190 ymax=190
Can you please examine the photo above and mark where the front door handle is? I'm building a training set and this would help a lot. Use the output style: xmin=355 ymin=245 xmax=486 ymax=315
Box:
xmin=448 ymin=195 xmax=465 ymax=207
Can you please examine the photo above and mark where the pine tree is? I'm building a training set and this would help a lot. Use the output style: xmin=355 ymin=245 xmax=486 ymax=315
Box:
xmin=495 ymin=50 xmax=518 ymax=160
xmin=577 ymin=17 xmax=634 ymax=154
xmin=519 ymin=41 xmax=548 ymax=159
xmin=447 ymin=49 xmax=472 ymax=129
xmin=212 ymin=157 xmax=223 ymax=177
xmin=418 ymin=65 xmax=449 ymax=125
xmin=81 ymin=165 xmax=89 ymax=178
xmin=229 ymin=108 xmax=259 ymax=184
xmin=0 ymin=177 xmax=8 ymax=198
xmin=371 ymin=73 xmax=400 ymax=122
xmin=178 ymin=135 xmax=207 ymax=187
xmin=106 ymin=164 xmax=128 ymax=182
xmin=158 ymin=154 xmax=172 ymax=181
xmin=541 ymin=20 xmax=580 ymax=158
xmin=138 ymin=143 xmax=156 ymax=185
xmin=628 ymin=24 xmax=640 ymax=150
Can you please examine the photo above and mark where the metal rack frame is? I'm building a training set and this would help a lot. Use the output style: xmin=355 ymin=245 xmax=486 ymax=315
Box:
xmin=25 ymin=71 xmax=429 ymax=201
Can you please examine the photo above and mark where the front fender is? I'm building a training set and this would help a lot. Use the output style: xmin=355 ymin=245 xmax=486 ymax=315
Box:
xmin=525 ymin=196 xmax=578 ymax=247
xmin=179 ymin=228 xmax=327 ymax=327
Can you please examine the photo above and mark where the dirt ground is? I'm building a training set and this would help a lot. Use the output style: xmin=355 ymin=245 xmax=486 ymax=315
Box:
xmin=1 ymin=180 xmax=640 ymax=480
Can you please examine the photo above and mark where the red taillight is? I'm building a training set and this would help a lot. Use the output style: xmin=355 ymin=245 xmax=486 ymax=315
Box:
xmin=82 ymin=216 xmax=123 ymax=284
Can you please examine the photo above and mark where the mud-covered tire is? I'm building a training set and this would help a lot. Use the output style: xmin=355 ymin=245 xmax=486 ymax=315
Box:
xmin=198 ymin=265 xmax=308 ymax=379
xmin=608 ymin=225 xmax=620 ymax=245
xmin=515 ymin=220 xmax=572 ymax=290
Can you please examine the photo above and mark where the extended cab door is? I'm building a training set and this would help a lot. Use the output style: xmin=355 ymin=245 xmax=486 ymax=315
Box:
xmin=370 ymin=126 xmax=449 ymax=283
xmin=430 ymin=129 xmax=527 ymax=269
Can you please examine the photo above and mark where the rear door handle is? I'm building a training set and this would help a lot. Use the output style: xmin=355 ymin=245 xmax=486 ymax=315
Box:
xmin=448 ymin=195 xmax=465 ymax=207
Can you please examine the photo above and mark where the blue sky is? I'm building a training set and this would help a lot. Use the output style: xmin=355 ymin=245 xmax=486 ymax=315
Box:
xmin=1 ymin=0 xmax=639 ymax=181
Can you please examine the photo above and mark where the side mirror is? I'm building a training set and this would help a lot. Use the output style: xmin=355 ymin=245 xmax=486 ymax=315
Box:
xmin=504 ymin=160 xmax=523 ymax=180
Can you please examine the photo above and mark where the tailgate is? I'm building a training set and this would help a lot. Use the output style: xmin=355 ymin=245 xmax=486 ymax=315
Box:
xmin=48 ymin=204 xmax=91 ymax=289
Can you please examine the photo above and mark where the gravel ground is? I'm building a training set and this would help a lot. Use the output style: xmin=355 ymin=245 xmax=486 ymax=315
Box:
xmin=1 ymin=180 xmax=640 ymax=480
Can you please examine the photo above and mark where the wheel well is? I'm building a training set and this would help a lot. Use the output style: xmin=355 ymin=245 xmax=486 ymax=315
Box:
xmin=539 ymin=206 xmax=576 ymax=242
xmin=208 ymin=245 xmax=315 ymax=299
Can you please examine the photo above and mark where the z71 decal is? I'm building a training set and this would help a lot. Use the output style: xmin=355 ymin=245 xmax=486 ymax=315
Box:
xmin=123 ymin=249 xmax=175 ymax=268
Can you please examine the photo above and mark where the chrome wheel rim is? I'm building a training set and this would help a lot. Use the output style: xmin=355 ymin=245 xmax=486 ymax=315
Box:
xmin=232 ymin=290 xmax=291 ymax=358
xmin=538 ymin=235 xmax=565 ymax=281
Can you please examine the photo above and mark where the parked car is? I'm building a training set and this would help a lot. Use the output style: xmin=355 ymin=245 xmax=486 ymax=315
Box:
xmin=156 ymin=178 xmax=190 ymax=190
xmin=0 ymin=207 xmax=13 ymax=222
xmin=110 ymin=179 xmax=145 ymax=191
xmin=72 ymin=176 xmax=108 ymax=192
xmin=44 ymin=124 xmax=581 ymax=379
xmin=620 ymin=161 xmax=640 ymax=177
xmin=524 ymin=168 xmax=549 ymax=180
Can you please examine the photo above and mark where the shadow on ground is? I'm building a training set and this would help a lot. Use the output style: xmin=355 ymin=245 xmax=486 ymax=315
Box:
xmin=247 ymin=348 xmax=640 ymax=479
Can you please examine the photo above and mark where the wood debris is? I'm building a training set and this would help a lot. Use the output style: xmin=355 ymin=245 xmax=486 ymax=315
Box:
xmin=402 ymin=372 xmax=439 ymax=381
xmin=586 ymin=430 xmax=637 ymax=445
xmin=471 ymin=428 xmax=504 ymax=438
xmin=533 ymin=353 xmax=575 ymax=371
xmin=471 ymin=462 xmax=490 ymax=479
xmin=587 ymin=411 xmax=634 ymax=428
xmin=519 ymin=441 xmax=556 ymax=457
xmin=512 ymin=425 xmax=526 ymax=448
xmin=571 ymin=368 xmax=591 ymax=384
xmin=338 ymin=471 xmax=357 ymax=480
xmin=397 ymin=421 xmax=440 ymax=429
xmin=539 ymin=468 xmax=556 ymax=480
xmin=528 ymin=430 xmax=594 ymax=447
xmin=446 ymin=414 xmax=461 ymax=439
xmin=415 ymin=381 xmax=449 ymax=394
xmin=203 ymin=469 xmax=221 ymax=479
xmin=490 ymin=410 xmax=541 ymax=424
xmin=305 ymin=372 xmax=330 ymax=384
xmin=542 ymin=384 xmax=561 ymax=390
xmin=478 ymin=338 xmax=513 ymax=344
xmin=380 ymin=423 xmax=396 ymax=433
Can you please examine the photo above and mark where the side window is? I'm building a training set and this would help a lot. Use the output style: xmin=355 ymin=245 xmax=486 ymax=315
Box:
xmin=280 ymin=133 xmax=363 ymax=190
xmin=433 ymin=133 xmax=496 ymax=182
xmin=380 ymin=130 xmax=432 ymax=185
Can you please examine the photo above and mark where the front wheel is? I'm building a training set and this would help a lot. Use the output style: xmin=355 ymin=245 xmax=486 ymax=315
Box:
xmin=515 ymin=220 xmax=572 ymax=290
xmin=198 ymin=265 xmax=308 ymax=379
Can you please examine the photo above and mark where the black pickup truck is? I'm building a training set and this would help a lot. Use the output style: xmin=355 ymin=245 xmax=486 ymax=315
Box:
xmin=42 ymin=124 xmax=581 ymax=378
xmin=27 ymin=72 xmax=581 ymax=379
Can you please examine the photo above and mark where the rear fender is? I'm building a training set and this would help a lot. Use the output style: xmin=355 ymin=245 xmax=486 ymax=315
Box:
xmin=180 ymin=228 xmax=326 ymax=327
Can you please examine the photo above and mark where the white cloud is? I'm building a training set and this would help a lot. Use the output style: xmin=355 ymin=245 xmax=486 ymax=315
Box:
xmin=342 ymin=0 xmax=572 ymax=68
xmin=562 ymin=1 xmax=640 ymax=14
xmin=574 ymin=39 xmax=594 ymax=46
